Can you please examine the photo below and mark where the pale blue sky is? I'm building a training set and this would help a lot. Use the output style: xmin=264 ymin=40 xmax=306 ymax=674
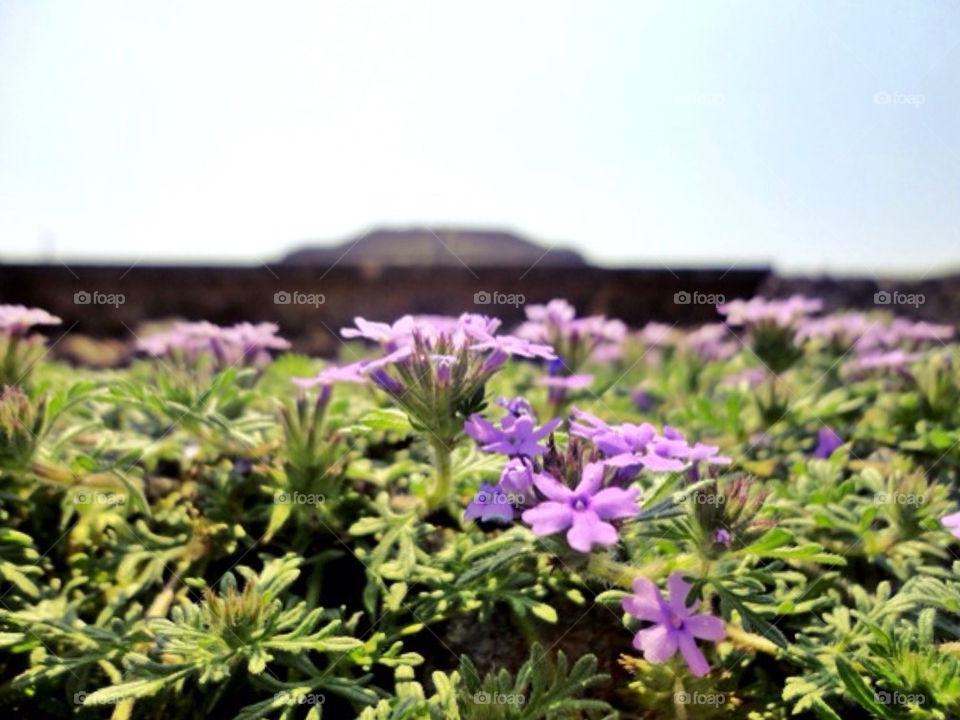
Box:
xmin=1 ymin=1 xmax=958 ymax=275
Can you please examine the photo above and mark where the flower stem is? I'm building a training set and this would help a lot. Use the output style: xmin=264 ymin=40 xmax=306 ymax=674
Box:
xmin=725 ymin=624 xmax=780 ymax=656
xmin=427 ymin=438 xmax=453 ymax=509
xmin=585 ymin=553 xmax=669 ymax=588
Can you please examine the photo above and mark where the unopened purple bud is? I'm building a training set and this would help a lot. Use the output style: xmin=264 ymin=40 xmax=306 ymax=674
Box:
xmin=315 ymin=383 xmax=333 ymax=410
xmin=482 ymin=349 xmax=508 ymax=373
xmin=631 ymin=390 xmax=656 ymax=412
xmin=713 ymin=528 xmax=733 ymax=546
xmin=435 ymin=361 xmax=452 ymax=386
xmin=370 ymin=368 xmax=403 ymax=395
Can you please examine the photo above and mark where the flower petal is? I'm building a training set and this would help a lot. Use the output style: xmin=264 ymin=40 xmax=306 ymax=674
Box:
xmin=678 ymin=632 xmax=710 ymax=677
xmin=633 ymin=625 xmax=678 ymax=663
xmin=574 ymin=461 xmax=606 ymax=495
xmin=590 ymin=487 xmax=641 ymax=520
xmin=622 ymin=578 xmax=665 ymax=623
xmin=521 ymin=502 xmax=574 ymax=535
xmin=566 ymin=511 xmax=618 ymax=553
xmin=667 ymin=572 xmax=697 ymax=615
xmin=638 ymin=453 xmax=687 ymax=472
xmin=685 ymin=614 xmax=725 ymax=641
xmin=532 ymin=472 xmax=573 ymax=502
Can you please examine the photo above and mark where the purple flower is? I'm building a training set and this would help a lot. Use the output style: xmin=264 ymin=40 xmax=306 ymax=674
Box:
xmin=853 ymin=349 xmax=924 ymax=372
xmin=340 ymin=315 xmax=424 ymax=348
xmin=813 ymin=427 xmax=843 ymax=458
xmin=796 ymin=312 xmax=871 ymax=347
xmin=713 ymin=528 xmax=733 ymax=546
xmin=568 ymin=406 xmax=612 ymax=439
xmin=521 ymin=462 xmax=640 ymax=553
xmin=464 ymin=482 xmax=515 ymax=524
xmin=595 ymin=423 xmax=688 ymax=473
xmin=631 ymin=389 xmax=658 ymax=412
xmin=218 ymin=322 xmax=291 ymax=365
xmin=516 ymin=299 xmax=624 ymax=370
xmin=467 ymin=327 xmax=556 ymax=361
xmin=535 ymin=373 xmax=593 ymax=390
xmin=941 ymin=511 xmax=960 ymax=539
xmin=621 ymin=573 xmax=725 ymax=677
xmin=292 ymin=360 xmax=370 ymax=387
xmin=499 ymin=458 xmax=535 ymax=494
xmin=138 ymin=320 xmax=289 ymax=366
xmin=720 ymin=367 xmax=768 ymax=388
xmin=0 ymin=305 xmax=62 ymax=335
xmin=496 ymin=396 xmax=535 ymax=417
xmin=683 ymin=323 xmax=735 ymax=361
xmin=464 ymin=412 xmax=561 ymax=457
xmin=718 ymin=295 xmax=822 ymax=328
xmin=638 ymin=322 xmax=679 ymax=348
xmin=523 ymin=299 xmax=577 ymax=327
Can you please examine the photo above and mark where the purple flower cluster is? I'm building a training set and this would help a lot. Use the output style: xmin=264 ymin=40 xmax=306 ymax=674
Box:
xmin=464 ymin=404 xmax=731 ymax=555
xmin=464 ymin=398 xmax=561 ymax=457
xmin=303 ymin=314 xmax=556 ymax=445
xmin=521 ymin=461 xmax=641 ymax=552
xmin=516 ymin=299 xmax=626 ymax=371
xmin=0 ymin=305 xmax=62 ymax=335
xmin=683 ymin=323 xmax=736 ymax=362
xmin=796 ymin=312 xmax=954 ymax=374
xmin=718 ymin=295 xmax=823 ymax=328
xmin=570 ymin=407 xmax=730 ymax=478
xmin=622 ymin=572 xmax=725 ymax=676
xmin=138 ymin=321 xmax=290 ymax=366
xmin=796 ymin=311 xmax=872 ymax=347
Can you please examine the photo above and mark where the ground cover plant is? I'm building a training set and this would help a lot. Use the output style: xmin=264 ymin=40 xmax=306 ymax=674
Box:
xmin=2 ymin=297 xmax=960 ymax=718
